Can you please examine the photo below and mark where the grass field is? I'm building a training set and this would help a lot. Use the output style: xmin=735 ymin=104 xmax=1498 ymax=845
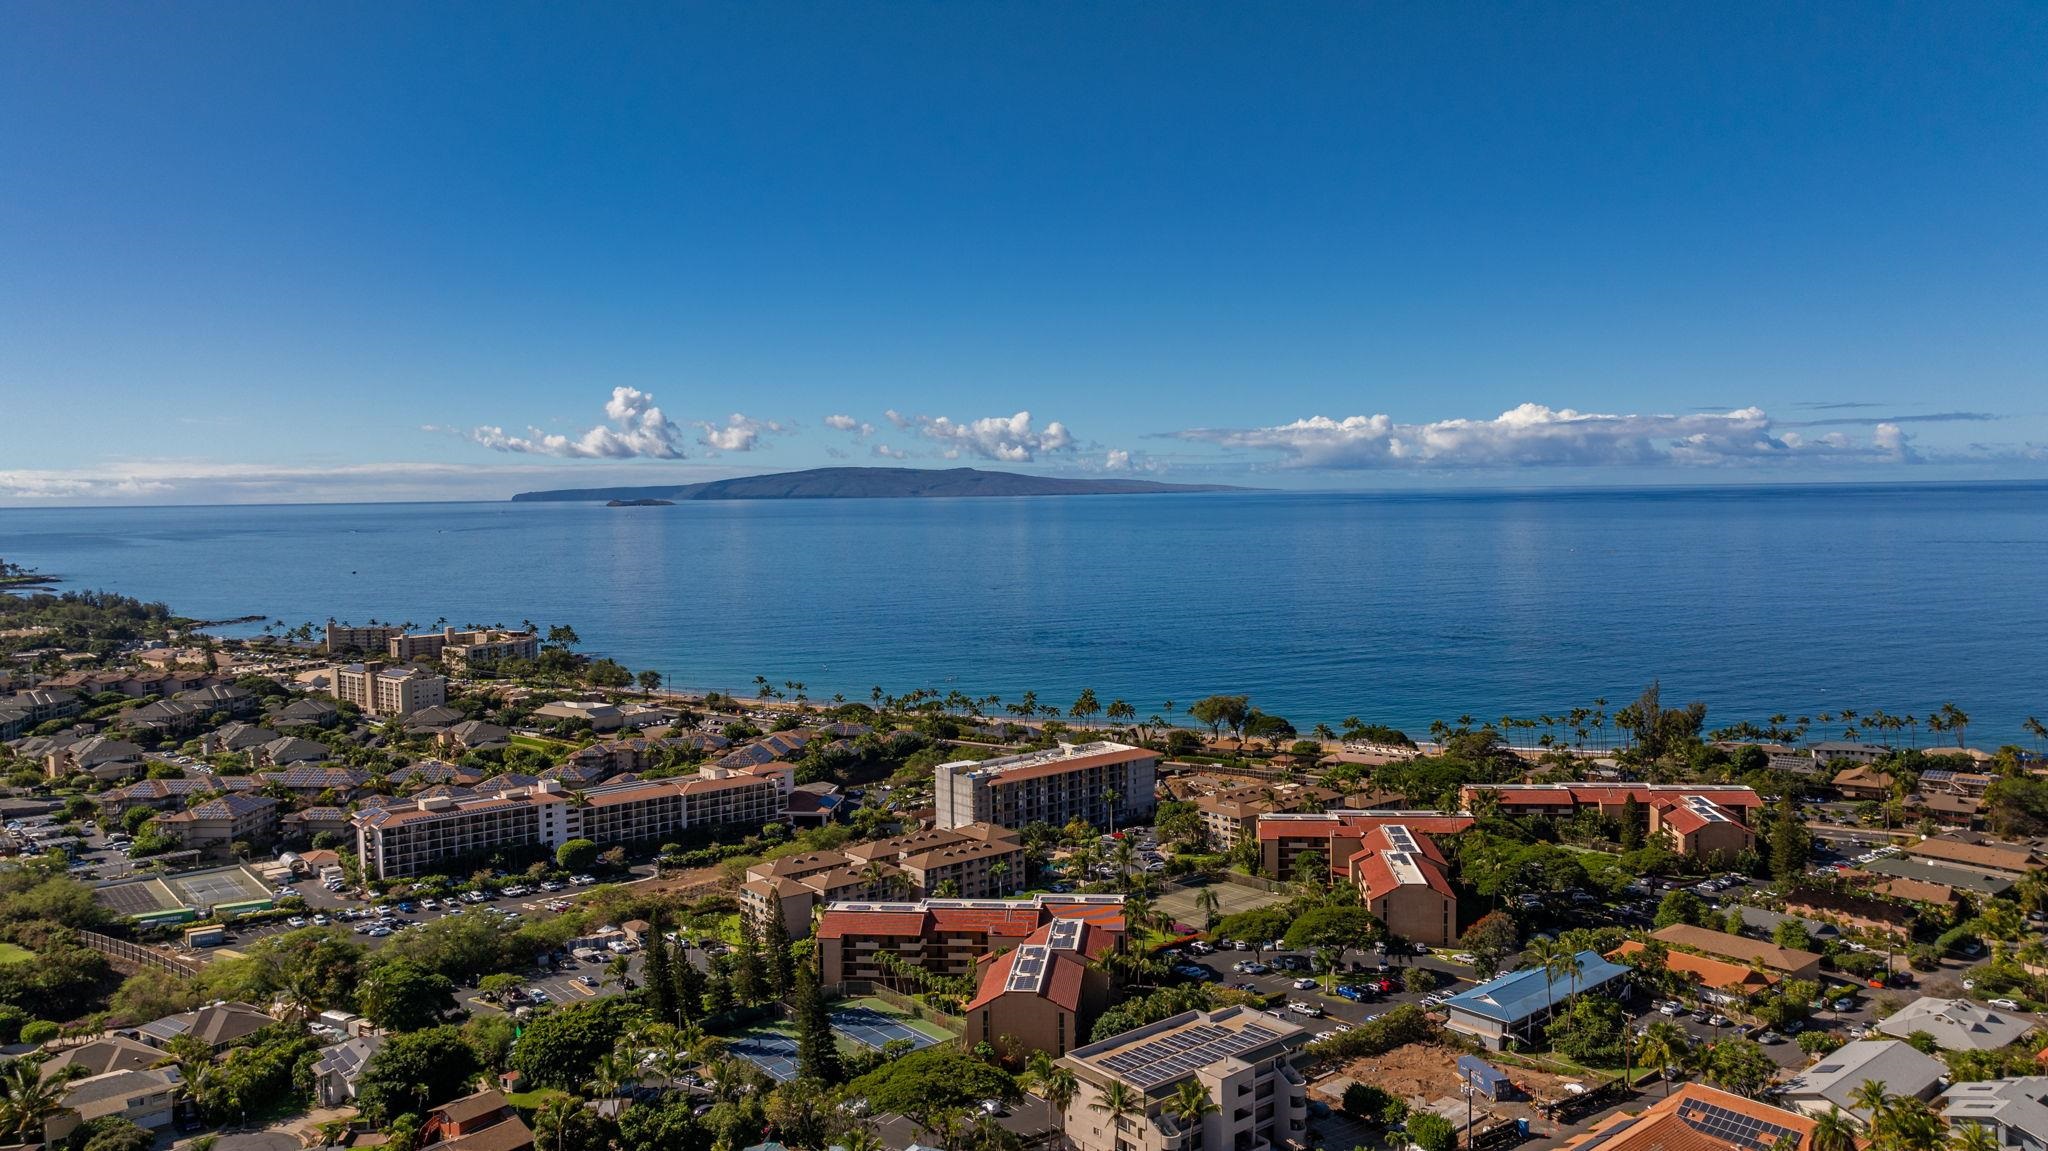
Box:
xmin=0 ymin=943 xmax=36 ymax=965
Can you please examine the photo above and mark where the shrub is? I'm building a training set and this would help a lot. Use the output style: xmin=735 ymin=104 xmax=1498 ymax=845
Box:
xmin=1407 ymin=1111 xmax=1457 ymax=1151
xmin=20 ymin=1020 xmax=58 ymax=1044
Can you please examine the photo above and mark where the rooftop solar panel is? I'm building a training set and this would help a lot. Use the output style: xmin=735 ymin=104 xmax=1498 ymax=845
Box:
xmin=1676 ymin=1100 xmax=1799 ymax=1151
xmin=1005 ymin=944 xmax=1052 ymax=993
xmin=1046 ymin=919 xmax=1085 ymax=951
xmin=1097 ymin=1021 xmax=1287 ymax=1089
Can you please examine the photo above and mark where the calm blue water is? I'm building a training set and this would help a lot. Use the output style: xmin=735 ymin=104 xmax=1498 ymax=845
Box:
xmin=3 ymin=484 xmax=2045 ymax=743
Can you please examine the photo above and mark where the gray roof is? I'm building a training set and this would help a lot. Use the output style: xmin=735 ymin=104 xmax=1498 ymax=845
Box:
xmin=1877 ymin=997 xmax=2035 ymax=1051
xmin=1860 ymin=855 xmax=2017 ymax=896
xmin=1944 ymin=1077 xmax=2048 ymax=1142
xmin=314 ymin=1035 xmax=383 ymax=1084
xmin=62 ymin=1065 xmax=181 ymax=1108
xmin=1782 ymin=1040 xmax=1946 ymax=1115
xmin=1738 ymin=906 xmax=1838 ymax=938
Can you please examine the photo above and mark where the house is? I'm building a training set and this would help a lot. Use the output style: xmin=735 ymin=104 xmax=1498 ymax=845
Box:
xmin=1441 ymin=950 xmax=1632 ymax=1050
xmin=1561 ymin=1084 xmax=1816 ymax=1151
xmin=1941 ymin=1077 xmax=2048 ymax=1151
xmin=313 ymin=1035 xmax=385 ymax=1107
xmin=203 ymin=722 xmax=279 ymax=754
xmin=43 ymin=1066 xmax=183 ymax=1142
xmin=1651 ymin=923 xmax=1824 ymax=981
xmin=1832 ymin=765 xmax=1896 ymax=801
xmin=44 ymin=735 xmax=145 ymax=781
xmin=1609 ymin=941 xmax=1776 ymax=1004
xmin=401 ymin=704 xmax=468 ymax=733
xmin=421 ymin=1087 xmax=536 ymax=1151
xmin=1781 ymin=1040 xmax=1946 ymax=1120
xmin=1878 ymin=997 xmax=2035 ymax=1052
xmin=132 ymin=1001 xmax=276 ymax=1050
xmin=273 ymin=697 xmax=341 ymax=727
xmin=39 ymin=1036 xmax=165 ymax=1079
xmin=534 ymin=700 xmax=626 ymax=731
xmin=284 ymin=806 xmax=352 ymax=838
xmin=440 ymin=720 xmax=511 ymax=754
xmin=1058 ymin=1007 xmax=1309 ymax=1151
xmin=256 ymin=735 xmax=332 ymax=768
xmin=1908 ymin=834 xmax=2045 ymax=878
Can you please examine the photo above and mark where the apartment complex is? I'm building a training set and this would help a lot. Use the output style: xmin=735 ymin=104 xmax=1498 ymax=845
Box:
xmin=388 ymin=627 xmax=540 ymax=668
xmin=935 ymin=741 xmax=1159 ymax=831
xmin=1460 ymin=783 xmax=1763 ymax=862
xmin=1256 ymin=810 xmax=1475 ymax=880
xmin=1061 ymin=1007 xmax=1309 ymax=1151
xmin=816 ymin=893 xmax=1125 ymax=988
xmin=332 ymin=661 xmax=448 ymax=718
xmin=354 ymin=761 xmax=791 ymax=878
xmin=1346 ymin=824 xmax=1457 ymax=946
xmin=741 ymin=822 xmax=1028 ymax=936
xmin=154 ymin=794 xmax=281 ymax=856
xmin=965 ymin=916 xmax=1120 ymax=1057
xmin=324 ymin=623 xmax=404 ymax=655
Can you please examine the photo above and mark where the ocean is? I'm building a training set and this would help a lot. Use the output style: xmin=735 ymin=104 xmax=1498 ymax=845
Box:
xmin=3 ymin=482 xmax=2045 ymax=744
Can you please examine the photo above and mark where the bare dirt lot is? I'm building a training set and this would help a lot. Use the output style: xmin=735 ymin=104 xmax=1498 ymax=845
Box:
xmin=1340 ymin=1043 xmax=1601 ymax=1109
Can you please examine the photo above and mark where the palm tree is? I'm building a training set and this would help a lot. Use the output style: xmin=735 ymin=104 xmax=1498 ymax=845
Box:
xmin=0 ymin=1056 xmax=80 ymax=1143
xmin=1525 ymin=938 xmax=1571 ymax=1022
xmin=1632 ymin=1022 xmax=1690 ymax=1096
xmin=1165 ymin=1079 xmax=1218 ymax=1144
xmin=1091 ymin=1082 xmax=1141 ymax=1139
xmin=1038 ymin=1064 xmax=1079 ymax=1149
xmin=1852 ymin=1079 xmax=1892 ymax=1122
xmin=1952 ymin=1122 xmax=2000 ymax=1151
xmin=1196 ymin=887 xmax=1222 ymax=930
xmin=1808 ymin=1109 xmax=1858 ymax=1151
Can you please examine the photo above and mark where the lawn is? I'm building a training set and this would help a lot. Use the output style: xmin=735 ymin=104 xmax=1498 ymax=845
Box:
xmin=0 ymin=943 xmax=36 ymax=965
xmin=508 ymin=734 xmax=577 ymax=757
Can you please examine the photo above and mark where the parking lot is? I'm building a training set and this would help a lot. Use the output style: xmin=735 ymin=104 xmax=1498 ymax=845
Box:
xmin=1181 ymin=939 xmax=1479 ymax=1033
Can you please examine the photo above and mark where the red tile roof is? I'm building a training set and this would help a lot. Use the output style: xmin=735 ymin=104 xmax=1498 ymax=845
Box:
xmin=814 ymin=910 xmax=932 ymax=939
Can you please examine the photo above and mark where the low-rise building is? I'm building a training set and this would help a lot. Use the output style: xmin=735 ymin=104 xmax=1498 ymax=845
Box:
xmin=1942 ymin=1077 xmax=2048 ymax=1150
xmin=153 ymin=794 xmax=282 ymax=855
xmin=1650 ymin=923 xmax=1824 ymax=982
xmin=1562 ymin=1083 xmax=1816 ymax=1151
xmin=534 ymin=700 xmax=626 ymax=731
xmin=1833 ymin=765 xmax=1897 ymax=801
xmin=421 ymin=1087 xmax=536 ymax=1151
xmin=1814 ymin=742 xmax=1889 ymax=767
xmin=1878 ymin=997 xmax=2035 ymax=1052
xmin=1780 ymin=1039 xmax=1945 ymax=1121
xmin=965 ymin=917 xmax=1117 ymax=1056
xmin=1460 ymin=783 xmax=1763 ymax=861
xmin=391 ymin=627 xmax=540 ymax=669
xmin=1908 ymin=834 xmax=2045 ymax=878
xmin=1609 ymin=941 xmax=1777 ymax=1004
xmin=44 ymin=734 xmax=145 ymax=781
xmin=1061 ymin=1007 xmax=1309 ymax=1151
xmin=132 ymin=1001 xmax=276 ymax=1050
xmin=1442 ymin=950 xmax=1631 ymax=1050
xmin=1257 ymin=810 xmax=1476 ymax=881
xmin=817 ymin=894 xmax=1125 ymax=990
xmin=45 ymin=1066 xmax=183 ymax=1142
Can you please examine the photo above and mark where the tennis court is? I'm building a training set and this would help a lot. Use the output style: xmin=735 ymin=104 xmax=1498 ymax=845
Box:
xmin=830 ymin=1003 xmax=943 ymax=1051
xmin=728 ymin=1029 xmax=800 ymax=1082
xmin=166 ymin=866 xmax=272 ymax=908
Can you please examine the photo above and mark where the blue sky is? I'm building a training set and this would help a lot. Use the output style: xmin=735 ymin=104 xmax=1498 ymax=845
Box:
xmin=2 ymin=3 xmax=2044 ymax=503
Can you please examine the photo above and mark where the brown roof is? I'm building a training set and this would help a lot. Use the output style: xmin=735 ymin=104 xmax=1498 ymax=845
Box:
xmin=433 ymin=1088 xmax=515 ymax=1128
xmin=1610 ymin=942 xmax=1776 ymax=993
xmin=1874 ymin=876 xmax=1960 ymax=905
xmin=1651 ymin=923 xmax=1820 ymax=973
xmin=1909 ymin=835 xmax=2041 ymax=873
xmin=1563 ymin=1083 xmax=1814 ymax=1151
xmin=438 ymin=1118 xmax=534 ymax=1151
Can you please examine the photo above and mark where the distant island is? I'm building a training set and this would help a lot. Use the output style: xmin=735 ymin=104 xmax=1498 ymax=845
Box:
xmin=512 ymin=466 xmax=1250 ymax=503
xmin=604 ymin=498 xmax=675 ymax=507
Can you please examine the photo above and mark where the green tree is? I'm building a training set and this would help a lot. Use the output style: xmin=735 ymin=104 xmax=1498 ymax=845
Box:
xmin=354 ymin=1026 xmax=481 ymax=1122
xmin=1770 ymin=792 xmax=1811 ymax=882
xmin=793 ymin=960 xmax=842 ymax=1083
xmin=1654 ymin=890 xmax=1709 ymax=928
xmin=1187 ymin=695 xmax=1250 ymax=739
xmin=1705 ymin=1039 xmax=1777 ymax=1098
xmin=510 ymin=998 xmax=647 ymax=1091
xmin=1458 ymin=912 xmax=1521 ymax=978
xmin=1406 ymin=1111 xmax=1457 ymax=1151
xmin=556 ymin=839 xmax=599 ymax=872
xmin=843 ymin=1049 xmax=1018 ymax=1131
xmin=0 ymin=1054 xmax=79 ymax=1142
xmin=1808 ymin=1108 xmax=1858 ymax=1151
xmin=356 ymin=958 xmax=456 ymax=1032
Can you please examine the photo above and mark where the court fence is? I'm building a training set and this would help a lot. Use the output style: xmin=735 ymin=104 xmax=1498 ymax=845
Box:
xmin=830 ymin=980 xmax=966 ymax=1034
xmin=76 ymin=930 xmax=205 ymax=978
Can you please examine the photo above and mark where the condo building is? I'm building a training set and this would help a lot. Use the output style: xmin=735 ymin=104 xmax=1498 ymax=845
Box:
xmin=1256 ymin=811 xmax=1475 ymax=880
xmin=324 ymin=623 xmax=404 ymax=655
xmin=332 ymin=662 xmax=448 ymax=718
xmin=353 ymin=761 xmax=791 ymax=878
xmin=1459 ymin=783 xmax=1763 ymax=861
xmin=816 ymin=893 xmax=1126 ymax=989
xmin=935 ymin=741 xmax=1160 ymax=831
xmin=1347 ymin=824 xmax=1458 ymax=946
xmin=1061 ymin=1007 xmax=1309 ymax=1151
xmin=740 ymin=822 xmax=1028 ymax=937
xmin=388 ymin=627 xmax=540 ymax=668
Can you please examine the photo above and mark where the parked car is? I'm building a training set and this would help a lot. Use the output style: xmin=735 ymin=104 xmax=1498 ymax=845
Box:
xmin=1286 ymin=1001 xmax=1324 ymax=1017
xmin=1293 ymin=977 xmax=1318 ymax=990
xmin=1988 ymin=998 xmax=2023 ymax=1011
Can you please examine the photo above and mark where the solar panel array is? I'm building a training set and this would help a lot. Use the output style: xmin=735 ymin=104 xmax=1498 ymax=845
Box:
xmin=1046 ymin=919 xmax=1085 ymax=951
xmin=1675 ymin=1099 xmax=1800 ymax=1151
xmin=1094 ymin=1022 xmax=1284 ymax=1089
xmin=1685 ymin=795 xmax=1733 ymax=823
xmin=1383 ymin=825 xmax=1420 ymax=852
xmin=1005 ymin=944 xmax=1052 ymax=993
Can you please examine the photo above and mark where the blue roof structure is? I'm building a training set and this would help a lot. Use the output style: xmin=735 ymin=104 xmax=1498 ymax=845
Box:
xmin=1442 ymin=950 xmax=1629 ymax=1025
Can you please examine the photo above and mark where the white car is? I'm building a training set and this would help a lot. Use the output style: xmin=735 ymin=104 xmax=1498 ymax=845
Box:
xmin=1988 ymin=998 xmax=2023 ymax=1011
xmin=286 ymin=916 xmax=308 ymax=928
xmin=1286 ymin=1002 xmax=1324 ymax=1017
xmin=311 ymin=914 xmax=329 ymax=926
xmin=1657 ymin=1001 xmax=1683 ymax=1016
xmin=1293 ymin=977 xmax=1318 ymax=990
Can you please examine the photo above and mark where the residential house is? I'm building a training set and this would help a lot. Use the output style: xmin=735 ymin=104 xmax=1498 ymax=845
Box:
xmin=255 ymin=736 xmax=332 ymax=768
xmin=272 ymin=697 xmax=341 ymax=728
xmin=203 ymin=722 xmax=279 ymax=755
xmin=44 ymin=735 xmax=145 ymax=781
xmin=1783 ymin=888 xmax=1916 ymax=942
xmin=1781 ymin=1040 xmax=1945 ymax=1121
xmin=1561 ymin=1084 xmax=1816 ymax=1151
xmin=284 ymin=806 xmax=352 ymax=839
xmin=97 ymin=777 xmax=217 ymax=819
xmin=313 ymin=1035 xmax=385 ymax=1107
xmin=1878 ymin=997 xmax=2035 ymax=1051
xmin=440 ymin=720 xmax=511 ymax=755
xmin=1942 ymin=1077 xmax=2048 ymax=1151
xmin=421 ymin=1087 xmax=536 ymax=1151
xmin=1609 ymin=941 xmax=1777 ymax=1006
xmin=43 ymin=1066 xmax=183 ymax=1142
xmin=132 ymin=1001 xmax=276 ymax=1050
xmin=1833 ymin=765 xmax=1897 ymax=802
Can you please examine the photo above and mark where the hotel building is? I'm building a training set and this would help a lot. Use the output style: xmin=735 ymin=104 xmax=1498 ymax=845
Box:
xmin=332 ymin=662 xmax=448 ymax=719
xmin=935 ymin=741 xmax=1160 ymax=831
xmin=1347 ymin=824 xmax=1458 ymax=946
xmin=388 ymin=627 xmax=541 ymax=668
xmin=1256 ymin=810 xmax=1475 ymax=881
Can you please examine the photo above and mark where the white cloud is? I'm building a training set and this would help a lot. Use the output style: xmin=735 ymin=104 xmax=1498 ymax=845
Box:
xmin=823 ymin=414 xmax=876 ymax=439
xmin=1104 ymin=449 xmax=1132 ymax=471
xmin=871 ymin=443 xmax=909 ymax=460
xmin=0 ymin=459 xmax=622 ymax=505
xmin=464 ymin=387 xmax=686 ymax=459
xmin=696 ymin=413 xmax=786 ymax=453
xmin=1176 ymin=403 xmax=1921 ymax=470
xmin=900 ymin=410 xmax=1075 ymax=462
xmin=884 ymin=409 xmax=911 ymax=429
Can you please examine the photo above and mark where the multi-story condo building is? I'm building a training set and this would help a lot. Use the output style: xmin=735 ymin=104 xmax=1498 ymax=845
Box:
xmin=816 ymin=894 xmax=1126 ymax=989
xmin=353 ymin=762 xmax=792 ymax=879
xmin=1061 ymin=1007 xmax=1309 ymax=1151
xmin=324 ymin=623 xmax=404 ymax=655
xmin=154 ymin=794 xmax=281 ymax=856
xmin=388 ymin=627 xmax=541 ymax=668
xmin=1459 ymin=783 xmax=1763 ymax=862
xmin=741 ymin=821 xmax=1027 ymax=937
xmin=332 ymin=662 xmax=448 ymax=718
xmin=965 ymin=916 xmax=1118 ymax=1057
xmin=1256 ymin=811 xmax=1475 ymax=880
xmin=1347 ymin=824 xmax=1457 ymax=946
xmin=935 ymin=741 xmax=1159 ymax=831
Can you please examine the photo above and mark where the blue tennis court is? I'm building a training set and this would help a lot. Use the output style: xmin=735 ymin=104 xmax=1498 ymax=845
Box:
xmin=830 ymin=1005 xmax=938 ymax=1052
xmin=728 ymin=1031 xmax=799 ymax=1081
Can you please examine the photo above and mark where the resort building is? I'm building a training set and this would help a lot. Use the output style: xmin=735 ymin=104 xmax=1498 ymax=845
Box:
xmin=1255 ymin=811 xmax=1475 ymax=881
xmin=1059 ymin=1007 xmax=1309 ymax=1151
xmin=388 ymin=627 xmax=540 ymax=668
xmin=354 ymin=761 xmax=791 ymax=879
xmin=816 ymin=894 xmax=1125 ymax=990
xmin=934 ymin=741 xmax=1159 ymax=831
xmin=1459 ymin=783 xmax=1762 ymax=860
xmin=324 ymin=623 xmax=404 ymax=655
xmin=332 ymin=661 xmax=448 ymax=718
xmin=742 ymin=822 xmax=1029 ymax=936
xmin=152 ymin=794 xmax=281 ymax=855
xmin=1650 ymin=924 xmax=1823 ymax=981
xmin=1442 ymin=950 xmax=1630 ymax=1050
xmin=1561 ymin=1084 xmax=1816 ymax=1151
xmin=1346 ymin=824 xmax=1457 ymax=946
